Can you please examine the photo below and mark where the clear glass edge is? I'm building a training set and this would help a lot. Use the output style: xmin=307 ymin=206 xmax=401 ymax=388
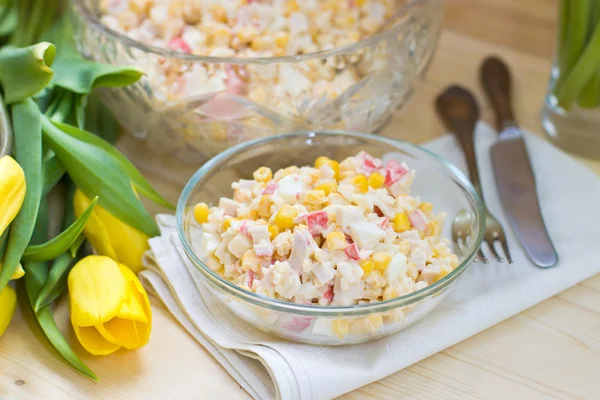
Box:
xmin=176 ymin=130 xmax=486 ymax=317
xmin=72 ymin=0 xmax=441 ymax=65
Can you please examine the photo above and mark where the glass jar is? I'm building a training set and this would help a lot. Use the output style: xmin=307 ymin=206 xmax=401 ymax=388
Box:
xmin=541 ymin=1 xmax=600 ymax=160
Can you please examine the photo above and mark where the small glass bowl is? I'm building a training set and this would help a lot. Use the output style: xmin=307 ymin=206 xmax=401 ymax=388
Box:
xmin=177 ymin=131 xmax=484 ymax=345
xmin=71 ymin=0 xmax=443 ymax=163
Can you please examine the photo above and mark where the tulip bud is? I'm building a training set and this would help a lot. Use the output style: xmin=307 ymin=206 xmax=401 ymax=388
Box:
xmin=73 ymin=189 xmax=149 ymax=273
xmin=0 ymin=285 xmax=16 ymax=337
xmin=0 ymin=156 xmax=26 ymax=237
xmin=68 ymin=256 xmax=152 ymax=355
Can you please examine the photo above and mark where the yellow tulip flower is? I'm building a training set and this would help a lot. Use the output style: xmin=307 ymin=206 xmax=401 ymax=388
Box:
xmin=0 ymin=156 xmax=26 ymax=281
xmin=0 ymin=285 xmax=16 ymax=337
xmin=68 ymin=256 xmax=152 ymax=355
xmin=0 ymin=155 xmax=26 ymax=237
xmin=73 ymin=189 xmax=149 ymax=273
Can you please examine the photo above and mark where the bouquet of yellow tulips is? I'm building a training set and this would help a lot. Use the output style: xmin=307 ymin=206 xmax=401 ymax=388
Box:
xmin=0 ymin=0 xmax=172 ymax=380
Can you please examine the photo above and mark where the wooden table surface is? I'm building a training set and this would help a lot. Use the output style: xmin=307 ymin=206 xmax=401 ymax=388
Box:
xmin=2 ymin=1 xmax=600 ymax=399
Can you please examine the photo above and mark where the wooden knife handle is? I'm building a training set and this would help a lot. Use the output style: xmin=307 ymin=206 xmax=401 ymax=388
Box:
xmin=480 ymin=56 xmax=516 ymax=130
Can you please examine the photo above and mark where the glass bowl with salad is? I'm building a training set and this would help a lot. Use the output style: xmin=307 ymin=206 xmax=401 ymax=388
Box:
xmin=71 ymin=0 xmax=444 ymax=163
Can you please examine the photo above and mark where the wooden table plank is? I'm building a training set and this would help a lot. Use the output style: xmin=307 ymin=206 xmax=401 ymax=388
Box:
xmin=2 ymin=0 xmax=600 ymax=399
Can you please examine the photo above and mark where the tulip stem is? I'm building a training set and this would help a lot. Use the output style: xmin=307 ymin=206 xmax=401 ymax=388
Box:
xmin=0 ymin=99 xmax=43 ymax=293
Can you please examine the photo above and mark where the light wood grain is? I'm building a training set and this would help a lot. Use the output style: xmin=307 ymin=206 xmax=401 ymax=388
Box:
xmin=2 ymin=1 xmax=600 ymax=399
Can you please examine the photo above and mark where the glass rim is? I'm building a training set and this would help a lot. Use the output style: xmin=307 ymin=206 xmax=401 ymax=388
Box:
xmin=72 ymin=0 xmax=434 ymax=65
xmin=176 ymin=130 xmax=485 ymax=316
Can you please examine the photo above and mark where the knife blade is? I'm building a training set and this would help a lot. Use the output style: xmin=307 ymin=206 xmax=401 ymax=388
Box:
xmin=481 ymin=56 xmax=558 ymax=267
xmin=490 ymin=127 xmax=558 ymax=267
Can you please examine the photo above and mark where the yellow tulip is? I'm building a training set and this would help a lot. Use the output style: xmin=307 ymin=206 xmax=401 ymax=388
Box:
xmin=0 ymin=155 xmax=26 ymax=237
xmin=73 ymin=189 xmax=149 ymax=273
xmin=68 ymin=256 xmax=152 ymax=355
xmin=0 ymin=285 xmax=17 ymax=337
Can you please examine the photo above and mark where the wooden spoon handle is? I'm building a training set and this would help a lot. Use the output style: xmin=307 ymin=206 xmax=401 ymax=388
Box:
xmin=480 ymin=56 xmax=516 ymax=130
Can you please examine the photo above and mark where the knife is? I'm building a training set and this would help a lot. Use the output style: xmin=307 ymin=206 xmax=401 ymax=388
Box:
xmin=480 ymin=56 xmax=558 ymax=268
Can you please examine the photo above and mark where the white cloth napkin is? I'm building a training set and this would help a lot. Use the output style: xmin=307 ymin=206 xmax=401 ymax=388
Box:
xmin=139 ymin=122 xmax=600 ymax=400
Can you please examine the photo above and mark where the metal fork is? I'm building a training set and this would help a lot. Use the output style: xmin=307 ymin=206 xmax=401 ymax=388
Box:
xmin=436 ymin=85 xmax=512 ymax=263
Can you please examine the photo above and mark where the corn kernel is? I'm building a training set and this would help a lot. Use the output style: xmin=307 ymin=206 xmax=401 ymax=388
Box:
xmin=275 ymin=165 xmax=301 ymax=181
xmin=314 ymin=181 xmax=337 ymax=196
xmin=249 ymin=209 xmax=259 ymax=220
xmin=356 ymin=0 xmax=366 ymax=6
xmin=253 ymin=167 xmax=272 ymax=182
xmin=251 ymin=35 xmax=275 ymax=51
xmin=308 ymin=26 xmax=319 ymax=41
xmin=304 ymin=189 xmax=327 ymax=205
xmin=314 ymin=156 xmax=340 ymax=180
xmin=322 ymin=0 xmax=338 ymax=11
xmin=210 ymin=4 xmax=227 ymax=23
xmin=392 ymin=213 xmax=411 ymax=232
xmin=284 ymin=0 xmax=300 ymax=17
xmin=258 ymin=195 xmax=272 ymax=218
xmin=210 ymin=27 xmax=231 ymax=47
xmin=268 ymin=224 xmax=280 ymax=240
xmin=365 ymin=315 xmax=383 ymax=332
xmin=419 ymin=201 xmax=433 ymax=215
xmin=235 ymin=26 xmax=259 ymax=45
xmin=333 ymin=319 xmax=349 ymax=339
xmin=325 ymin=231 xmax=346 ymax=250
xmin=351 ymin=174 xmax=368 ymax=193
xmin=223 ymin=217 xmax=240 ymax=231
xmin=275 ymin=31 xmax=289 ymax=48
xmin=193 ymin=202 xmax=210 ymax=224
xmin=274 ymin=205 xmax=297 ymax=229
xmin=368 ymin=172 xmax=385 ymax=189
xmin=359 ymin=260 xmax=374 ymax=275
xmin=382 ymin=287 xmax=398 ymax=301
xmin=371 ymin=252 xmax=391 ymax=270
xmin=425 ymin=220 xmax=439 ymax=237
xmin=419 ymin=201 xmax=433 ymax=219
xmin=241 ymin=250 xmax=260 ymax=272
xmin=334 ymin=14 xmax=356 ymax=29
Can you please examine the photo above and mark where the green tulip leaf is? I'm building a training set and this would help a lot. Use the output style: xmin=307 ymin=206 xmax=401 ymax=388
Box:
xmin=0 ymin=229 xmax=8 ymax=259
xmin=46 ymin=87 xmax=74 ymax=123
xmin=84 ymin=93 xmax=120 ymax=144
xmin=75 ymin=94 xmax=87 ymax=129
xmin=35 ymin=275 xmax=67 ymax=310
xmin=52 ymin=54 xmax=143 ymax=94
xmin=34 ymin=252 xmax=74 ymax=312
xmin=69 ymin=235 xmax=86 ymax=258
xmin=22 ymin=196 xmax=98 ymax=262
xmin=0 ymin=99 xmax=43 ymax=293
xmin=23 ymin=261 xmax=97 ymax=381
xmin=0 ymin=42 xmax=55 ymax=104
xmin=53 ymin=120 xmax=174 ymax=210
xmin=43 ymin=16 xmax=143 ymax=94
xmin=41 ymin=116 xmax=159 ymax=237
xmin=42 ymin=152 xmax=66 ymax=196
xmin=0 ymin=2 xmax=17 ymax=37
